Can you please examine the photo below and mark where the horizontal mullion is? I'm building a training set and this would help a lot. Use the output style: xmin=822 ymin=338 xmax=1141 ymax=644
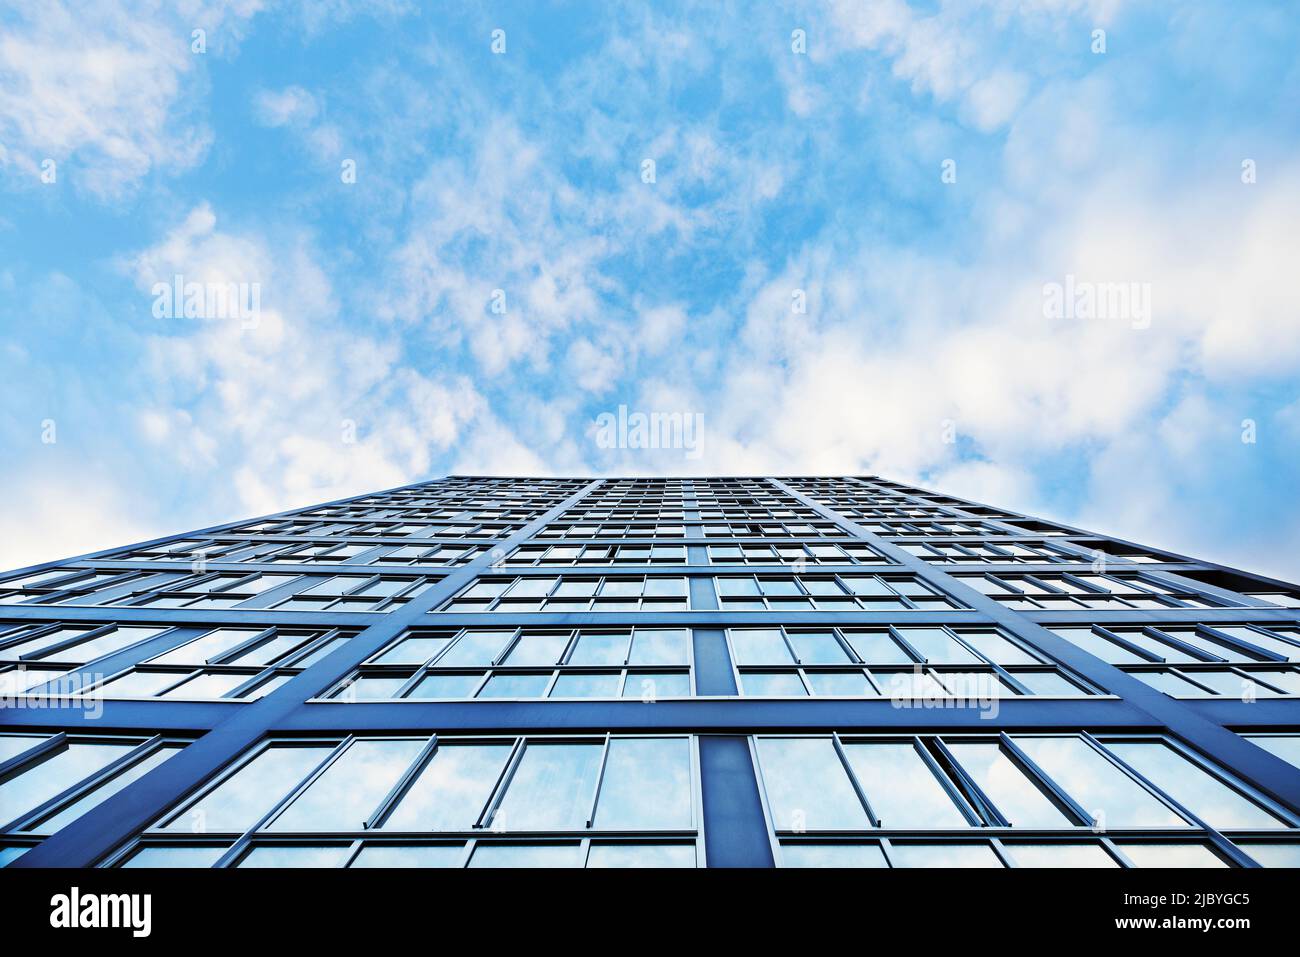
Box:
xmin=0 ymin=605 xmax=379 ymax=628
xmin=0 ymin=698 xmax=241 ymax=731
xmin=7 ymin=695 xmax=1300 ymax=736
xmin=1021 ymin=608 xmax=1300 ymax=625
xmin=419 ymin=610 xmax=993 ymax=627
xmin=906 ymin=562 xmax=1216 ymax=574
xmin=774 ymin=826 xmax=1215 ymax=838
xmin=34 ymin=560 xmax=461 ymax=576
xmin=278 ymin=696 xmax=1148 ymax=732
xmin=450 ymin=564 xmax=900 ymax=575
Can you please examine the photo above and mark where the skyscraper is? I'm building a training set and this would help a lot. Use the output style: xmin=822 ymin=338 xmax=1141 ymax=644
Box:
xmin=3 ymin=475 xmax=1299 ymax=868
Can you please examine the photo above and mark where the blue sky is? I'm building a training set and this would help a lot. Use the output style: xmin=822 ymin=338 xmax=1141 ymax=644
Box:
xmin=1 ymin=0 xmax=1298 ymax=580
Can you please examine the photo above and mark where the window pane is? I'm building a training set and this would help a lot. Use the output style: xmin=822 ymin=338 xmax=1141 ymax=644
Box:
xmin=407 ymin=673 xmax=484 ymax=699
xmin=349 ymin=844 xmax=464 ymax=867
xmin=730 ymin=630 xmax=792 ymax=665
xmin=806 ymin=671 xmax=876 ymax=697
xmin=895 ymin=629 xmax=981 ymax=665
xmin=1252 ymin=669 xmax=1300 ymax=694
xmin=229 ymin=633 xmax=309 ymax=667
xmin=0 ymin=735 xmax=45 ymax=765
xmin=781 ymin=843 xmax=889 ymax=868
xmin=1117 ymin=843 xmax=1227 ymax=868
xmin=741 ymin=672 xmax=807 ymax=697
xmin=293 ymin=636 xmax=347 ymax=667
xmin=1013 ymin=737 xmax=1185 ymax=828
xmin=843 ymin=632 xmax=912 ymax=664
xmin=1051 ymin=628 xmax=1148 ymax=665
xmin=270 ymin=739 xmax=425 ymax=831
xmin=1105 ymin=741 xmax=1286 ymax=830
xmin=1238 ymin=843 xmax=1300 ymax=867
xmin=593 ymin=738 xmax=692 ymax=830
xmin=622 ymin=672 xmax=690 ymax=699
xmin=1 ymin=667 xmax=68 ymax=695
xmin=477 ymin=673 xmax=551 ymax=698
xmin=937 ymin=671 xmax=1017 ymax=698
xmin=1012 ymin=670 xmax=1086 ymax=696
xmin=1187 ymin=670 xmax=1261 ymax=697
xmin=550 ymin=673 xmax=621 ymax=698
xmin=34 ymin=745 xmax=180 ymax=835
xmin=629 ymin=630 xmax=690 ymax=665
xmin=122 ymin=845 xmax=227 ymax=868
xmin=1147 ymin=629 xmax=1243 ymax=662
xmin=0 ymin=846 xmax=29 ymax=867
xmin=599 ymin=579 xmax=642 ymax=598
xmin=946 ymin=743 xmax=1072 ymax=828
xmin=586 ymin=843 xmax=695 ymax=868
xmin=504 ymin=579 xmax=554 ymax=598
xmin=237 ymin=845 xmax=351 ymax=868
xmin=337 ymin=676 xmax=408 ymax=700
xmin=468 ymin=842 xmax=584 ymax=868
xmin=1245 ymin=735 xmax=1300 ymax=769
xmin=568 ymin=632 xmax=628 ymax=666
xmin=959 ymin=631 xmax=1039 ymax=665
xmin=151 ymin=629 xmax=260 ymax=666
xmin=717 ymin=577 xmax=760 ymax=596
xmin=40 ymin=627 xmax=165 ymax=664
xmin=436 ymin=631 xmax=514 ymax=667
xmin=383 ymin=744 xmax=510 ymax=831
xmin=492 ymin=742 xmax=603 ymax=831
xmin=373 ymin=636 xmax=451 ymax=666
xmin=1210 ymin=627 xmax=1300 ymax=661
xmin=871 ymin=670 xmax=949 ymax=699
xmin=1111 ymin=630 xmax=1200 ymax=664
xmin=501 ymin=633 xmax=570 ymax=666
xmin=94 ymin=670 xmax=182 ymax=699
xmin=1 ymin=742 xmax=137 ymax=824
xmin=1005 ymin=843 xmax=1118 ymax=868
xmin=842 ymin=743 xmax=970 ymax=828
xmin=161 ymin=745 xmax=330 ymax=832
xmin=553 ymin=579 xmax=597 ymax=598
xmin=756 ymin=738 xmax=869 ymax=831
xmin=758 ymin=578 xmax=801 ymax=596
xmin=643 ymin=578 xmax=686 ymax=597
xmin=888 ymin=843 xmax=1004 ymax=867
xmin=162 ymin=672 xmax=252 ymax=699
xmin=786 ymin=632 xmax=851 ymax=664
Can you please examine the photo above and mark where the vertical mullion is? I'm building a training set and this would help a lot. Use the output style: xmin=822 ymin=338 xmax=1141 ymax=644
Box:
xmin=831 ymin=733 xmax=879 ymax=828
xmin=584 ymin=734 xmax=613 ymax=828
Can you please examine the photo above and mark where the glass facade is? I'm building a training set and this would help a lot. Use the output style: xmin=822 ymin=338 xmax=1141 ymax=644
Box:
xmin=2 ymin=475 xmax=1299 ymax=867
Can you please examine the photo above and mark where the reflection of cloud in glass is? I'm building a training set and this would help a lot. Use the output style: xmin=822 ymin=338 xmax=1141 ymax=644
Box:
xmin=1106 ymin=742 xmax=1283 ymax=829
xmin=594 ymin=738 xmax=691 ymax=829
xmin=271 ymin=738 xmax=426 ymax=831
xmin=384 ymin=744 xmax=512 ymax=831
xmin=756 ymin=737 xmax=869 ymax=831
xmin=1014 ymin=737 xmax=1185 ymax=829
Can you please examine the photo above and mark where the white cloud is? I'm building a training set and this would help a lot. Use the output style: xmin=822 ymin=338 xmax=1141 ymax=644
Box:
xmin=0 ymin=469 xmax=160 ymax=573
xmin=252 ymin=85 xmax=319 ymax=127
xmin=638 ymin=305 xmax=688 ymax=356
xmin=823 ymin=0 xmax=1032 ymax=131
xmin=123 ymin=202 xmax=498 ymax=516
xmin=0 ymin=1 xmax=263 ymax=198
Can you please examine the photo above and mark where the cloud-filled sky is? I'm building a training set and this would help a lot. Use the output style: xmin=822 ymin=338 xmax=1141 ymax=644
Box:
xmin=1 ymin=0 xmax=1298 ymax=581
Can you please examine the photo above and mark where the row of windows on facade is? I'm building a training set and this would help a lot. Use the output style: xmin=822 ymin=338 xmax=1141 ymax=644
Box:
xmin=99 ymin=536 xmax=1190 ymax=577
xmin=10 ymin=561 xmax=1286 ymax=614
xmin=5 ymin=620 xmax=1300 ymax=702
xmin=0 ymin=568 xmax=978 ymax=612
xmin=3 ymin=731 xmax=1299 ymax=868
xmin=442 ymin=569 xmax=1295 ymax=612
xmin=0 ymin=623 xmax=345 ymax=701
